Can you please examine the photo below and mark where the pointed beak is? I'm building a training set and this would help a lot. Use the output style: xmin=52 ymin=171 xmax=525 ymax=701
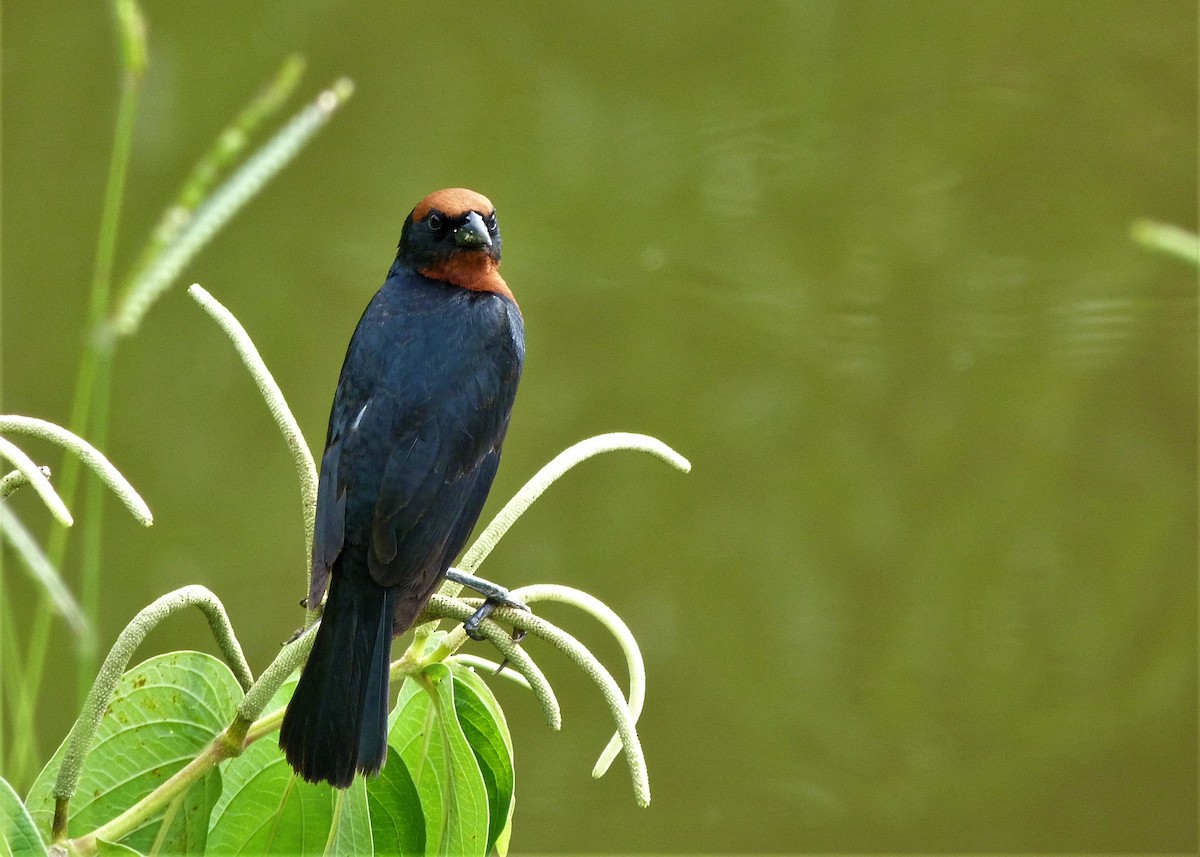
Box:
xmin=453 ymin=211 xmax=493 ymax=249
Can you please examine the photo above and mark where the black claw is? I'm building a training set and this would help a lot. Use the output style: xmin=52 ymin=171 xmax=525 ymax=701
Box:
xmin=463 ymin=603 xmax=493 ymax=641
xmin=283 ymin=625 xmax=306 ymax=645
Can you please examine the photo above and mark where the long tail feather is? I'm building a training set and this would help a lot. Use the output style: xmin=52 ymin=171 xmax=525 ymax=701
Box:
xmin=280 ymin=567 xmax=396 ymax=788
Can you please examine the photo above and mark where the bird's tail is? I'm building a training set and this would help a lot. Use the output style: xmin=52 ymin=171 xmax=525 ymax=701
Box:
xmin=279 ymin=566 xmax=396 ymax=788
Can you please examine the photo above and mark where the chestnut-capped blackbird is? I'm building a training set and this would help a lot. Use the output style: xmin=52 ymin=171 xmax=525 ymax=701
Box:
xmin=279 ymin=188 xmax=524 ymax=788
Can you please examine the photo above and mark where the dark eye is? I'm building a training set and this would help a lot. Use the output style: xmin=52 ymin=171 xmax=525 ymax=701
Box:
xmin=486 ymin=212 xmax=498 ymax=231
xmin=428 ymin=212 xmax=443 ymax=232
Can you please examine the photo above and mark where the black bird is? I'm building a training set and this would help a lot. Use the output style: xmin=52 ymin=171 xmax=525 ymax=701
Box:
xmin=280 ymin=188 xmax=524 ymax=787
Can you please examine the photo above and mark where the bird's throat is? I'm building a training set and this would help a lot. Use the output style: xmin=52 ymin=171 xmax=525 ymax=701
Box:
xmin=419 ymin=255 xmax=513 ymax=302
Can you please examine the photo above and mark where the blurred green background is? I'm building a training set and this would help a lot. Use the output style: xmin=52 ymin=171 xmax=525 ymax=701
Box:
xmin=2 ymin=0 xmax=1196 ymax=852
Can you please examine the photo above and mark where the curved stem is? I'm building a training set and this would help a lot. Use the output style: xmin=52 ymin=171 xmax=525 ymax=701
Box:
xmin=421 ymin=595 xmax=561 ymax=730
xmin=448 ymin=654 xmax=532 ymax=691
xmin=458 ymin=432 xmax=690 ymax=578
xmin=463 ymin=600 xmax=651 ymax=807
xmin=187 ymin=284 xmax=318 ymax=624
xmin=422 ymin=432 xmax=690 ymax=637
xmin=0 ymin=438 xmax=72 ymax=526
xmin=235 ymin=624 xmax=316 ymax=724
xmin=0 ymin=415 xmax=153 ymax=525
xmin=514 ymin=584 xmax=645 ymax=777
xmin=0 ymin=464 xmax=50 ymax=499
xmin=52 ymin=586 xmax=251 ymax=841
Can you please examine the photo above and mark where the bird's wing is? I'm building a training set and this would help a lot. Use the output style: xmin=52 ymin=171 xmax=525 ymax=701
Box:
xmin=365 ymin=369 xmax=510 ymax=590
xmin=308 ymin=438 xmax=346 ymax=608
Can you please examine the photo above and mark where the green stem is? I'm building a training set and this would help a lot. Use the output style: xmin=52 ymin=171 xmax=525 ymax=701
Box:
xmin=0 ymin=438 xmax=72 ymax=525
xmin=123 ymin=55 xmax=306 ymax=290
xmin=0 ymin=415 xmax=153 ymax=525
xmin=513 ymin=584 xmax=645 ymax=777
xmin=19 ymin=0 xmax=146 ymax=789
xmin=76 ymin=741 xmax=228 ymax=855
xmin=448 ymin=597 xmax=651 ymax=806
xmin=422 ymin=595 xmax=561 ymax=729
xmin=187 ymin=285 xmax=318 ymax=625
xmin=76 ymin=359 xmax=112 ymax=704
xmin=52 ymin=585 xmax=251 ymax=842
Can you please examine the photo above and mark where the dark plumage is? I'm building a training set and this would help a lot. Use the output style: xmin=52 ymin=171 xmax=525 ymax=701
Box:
xmin=280 ymin=188 xmax=524 ymax=787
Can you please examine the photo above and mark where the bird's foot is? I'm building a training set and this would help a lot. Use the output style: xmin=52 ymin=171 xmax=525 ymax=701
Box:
xmin=283 ymin=626 xmax=306 ymax=645
xmin=445 ymin=568 xmax=529 ymax=642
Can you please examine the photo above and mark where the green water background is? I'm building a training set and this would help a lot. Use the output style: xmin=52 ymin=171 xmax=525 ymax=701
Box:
xmin=3 ymin=1 xmax=1196 ymax=851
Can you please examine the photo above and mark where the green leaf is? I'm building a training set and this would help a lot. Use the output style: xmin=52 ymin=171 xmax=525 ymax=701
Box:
xmin=94 ymin=839 xmax=143 ymax=855
xmin=328 ymin=779 xmax=373 ymax=856
xmin=365 ymin=743 xmax=423 ymax=856
xmin=147 ymin=769 xmax=221 ymax=855
xmin=207 ymin=674 xmax=334 ymax=855
xmin=449 ymin=667 xmax=514 ymax=856
xmin=389 ymin=665 xmax=489 ymax=855
xmin=0 ymin=775 xmax=47 ymax=857
xmin=25 ymin=652 xmax=242 ymax=851
xmin=205 ymin=725 xmax=331 ymax=854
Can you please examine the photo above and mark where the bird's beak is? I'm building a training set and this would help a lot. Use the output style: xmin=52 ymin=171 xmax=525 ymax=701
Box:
xmin=453 ymin=211 xmax=493 ymax=249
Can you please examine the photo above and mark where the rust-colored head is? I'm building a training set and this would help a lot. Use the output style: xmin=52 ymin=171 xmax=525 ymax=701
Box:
xmin=397 ymin=188 xmax=512 ymax=302
xmin=411 ymin=188 xmax=495 ymax=224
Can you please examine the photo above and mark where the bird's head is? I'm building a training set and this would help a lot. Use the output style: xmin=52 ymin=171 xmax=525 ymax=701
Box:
xmin=395 ymin=188 xmax=511 ymax=300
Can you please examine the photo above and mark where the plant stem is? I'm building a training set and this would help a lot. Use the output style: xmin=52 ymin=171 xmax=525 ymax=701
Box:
xmin=76 ymin=742 xmax=228 ymax=854
xmin=17 ymin=0 xmax=146 ymax=776
xmin=76 ymin=359 xmax=112 ymax=704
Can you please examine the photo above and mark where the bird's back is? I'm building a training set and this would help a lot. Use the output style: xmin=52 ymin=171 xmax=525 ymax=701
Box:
xmin=310 ymin=269 xmax=524 ymax=621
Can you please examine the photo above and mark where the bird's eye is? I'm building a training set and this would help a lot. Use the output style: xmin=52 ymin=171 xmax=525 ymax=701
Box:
xmin=428 ymin=213 xmax=443 ymax=232
xmin=486 ymin=212 xmax=498 ymax=231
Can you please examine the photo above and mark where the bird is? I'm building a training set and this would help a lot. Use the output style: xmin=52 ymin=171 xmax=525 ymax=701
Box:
xmin=279 ymin=188 xmax=525 ymax=788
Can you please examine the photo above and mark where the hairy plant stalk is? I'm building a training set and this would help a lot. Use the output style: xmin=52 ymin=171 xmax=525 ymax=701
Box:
xmin=423 ymin=595 xmax=562 ymax=730
xmin=420 ymin=432 xmax=691 ymax=639
xmin=514 ymin=584 xmax=645 ymax=777
xmin=52 ymin=586 xmax=251 ymax=842
xmin=0 ymin=416 xmax=153 ymax=525
xmin=458 ymin=432 xmax=691 ymax=577
xmin=0 ymin=465 xmax=51 ymax=499
xmin=187 ymin=284 xmax=319 ymax=625
xmin=448 ymin=654 xmax=533 ymax=691
xmin=125 ymin=55 xmax=306 ymax=288
xmin=108 ymin=77 xmax=355 ymax=339
xmin=458 ymin=599 xmax=651 ymax=806
xmin=0 ymin=438 xmax=72 ymax=526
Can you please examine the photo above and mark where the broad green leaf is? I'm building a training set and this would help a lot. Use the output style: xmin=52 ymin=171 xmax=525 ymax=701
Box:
xmin=448 ymin=665 xmax=513 ymax=756
xmin=365 ymin=743 xmax=423 ymax=856
xmin=0 ymin=776 xmax=46 ymax=857
xmin=449 ymin=669 xmax=514 ymax=856
xmin=207 ymin=673 xmax=336 ymax=855
xmin=389 ymin=665 xmax=489 ymax=855
xmin=206 ymin=724 xmax=333 ymax=855
xmin=493 ymin=819 xmax=512 ymax=857
xmin=146 ymin=769 xmax=221 ymax=855
xmin=94 ymin=840 xmax=143 ymax=855
xmin=25 ymin=652 xmax=242 ymax=851
xmin=328 ymin=779 xmax=373 ymax=855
